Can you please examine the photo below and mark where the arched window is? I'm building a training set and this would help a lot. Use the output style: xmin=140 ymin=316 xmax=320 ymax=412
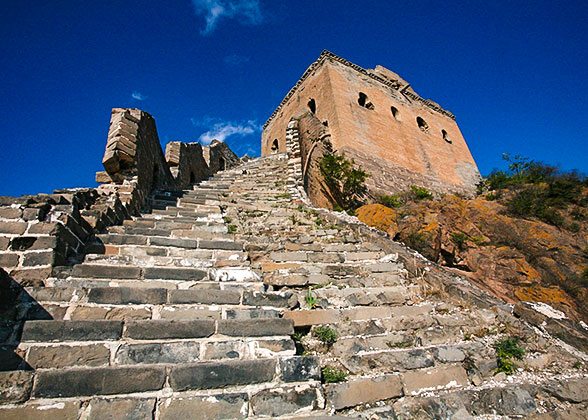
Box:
xmin=218 ymin=157 xmax=226 ymax=171
xmin=442 ymin=129 xmax=452 ymax=143
xmin=357 ymin=92 xmax=374 ymax=110
xmin=271 ymin=139 xmax=279 ymax=153
xmin=307 ymin=99 xmax=316 ymax=114
xmin=416 ymin=117 xmax=429 ymax=133
xmin=391 ymin=106 xmax=399 ymax=120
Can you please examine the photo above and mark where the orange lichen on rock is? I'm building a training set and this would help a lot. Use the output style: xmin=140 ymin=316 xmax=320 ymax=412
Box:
xmin=355 ymin=204 xmax=399 ymax=237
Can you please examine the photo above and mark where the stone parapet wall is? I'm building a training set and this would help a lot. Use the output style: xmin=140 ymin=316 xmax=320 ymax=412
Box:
xmin=0 ymin=189 xmax=130 ymax=287
xmin=1 ymin=108 xmax=240 ymax=287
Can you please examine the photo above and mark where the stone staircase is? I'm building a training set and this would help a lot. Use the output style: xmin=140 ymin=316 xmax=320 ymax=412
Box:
xmin=0 ymin=172 xmax=323 ymax=419
xmin=1 ymin=153 xmax=587 ymax=419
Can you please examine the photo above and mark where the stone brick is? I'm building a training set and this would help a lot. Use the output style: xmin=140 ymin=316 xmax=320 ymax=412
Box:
xmin=87 ymin=398 xmax=156 ymax=420
xmin=270 ymin=251 xmax=308 ymax=262
xmin=0 ymin=236 xmax=9 ymax=250
xmin=143 ymin=266 xmax=206 ymax=280
xmin=169 ymin=359 xmax=276 ymax=391
xmin=98 ymin=234 xmax=148 ymax=245
xmin=217 ymin=318 xmax=294 ymax=337
xmin=225 ymin=308 xmax=279 ymax=320
xmin=402 ymin=364 xmax=469 ymax=395
xmin=10 ymin=235 xmax=57 ymax=251
xmin=115 ymin=342 xmax=200 ymax=365
xmin=0 ymin=221 xmax=27 ymax=235
xmin=202 ymin=340 xmax=246 ymax=360
xmin=72 ymin=264 xmax=141 ymax=279
xmin=149 ymin=236 xmax=196 ymax=248
xmin=169 ymin=289 xmax=240 ymax=305
xmin=283 ymin=309 xmax=340 ymax=326
xmin=160 ymin=307 xmax=220 ymax=320
xmin=0 ymin=370 xmax=32 ymax=403
xmin=0 ymin=207 xmax=22 ymax=219
xmin=21 ymin=320 xmax=123 ymax=342
xmin=0 ymin=252 xmax=19 ymax=267
xmin=327 ymin=375 xmax=403 ymax=410
xmin=27 ymin=344 xmax=110 ymax=368
xmin=0 ymin=401 xmax=80 ymax=420
xmin=158 ymin=393 xmax=248 ymax=420
xmin=280 ymin=356 xmax=320 ymax=382
xmin=199 ymin=240 xmax=243 ymax=250
xmin=250 ymin=385 xmax=319 ymax=417
xmin=88 ymin=287 xmax=166 ymax=304
xmin=33 ymin=365 xmax=166 ymax=397
xmin=243 ymin=290 xmax=296 ymax=308
xmin=22 ymin=251 xmax=54 ymax=266
xmin=124 ymin=319 xmax=215 ymax=339
xmin=27 ymin=222 xmax=59 ymax=234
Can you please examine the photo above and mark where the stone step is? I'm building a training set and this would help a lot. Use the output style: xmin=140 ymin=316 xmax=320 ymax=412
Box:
xmin=17 ymin=337 xmax=297 ymax=369
xmin=92 ymin=235 xmax=241 ymax=250
xmin=86 ymin=246 xmax=247 ymax=262
xmin=10 ymin=318 xmax=293 ymax=344
xmin=20 ymin=287 xmax=296 ymax=308
xmin=46 ymin=277 xmax=266 ymax=291
xmin=284 ymin=303 xmax=434 ymax=327
xmin=0 ymin=356 xmax=319 ymax=403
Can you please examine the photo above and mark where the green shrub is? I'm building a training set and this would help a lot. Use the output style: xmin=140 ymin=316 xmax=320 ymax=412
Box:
xmin=450 ymin=232 xmax=468 ymax=249
xmin=321 ymin=366 xmax=347 ymax=383
xmin=319 ymin=153 xmax=369 ymax=211
xmin=410 ymin=185 xmax=434 ymax=200
xmin=494 ymin=337 xmax=525 ymax=375
xmin=378 ymin=194 xmax=403 ymax=208
xmin=227 ymin=224 xmax=237 ymax=234
xmin=313 ymin=326 xmax=338 ymax=346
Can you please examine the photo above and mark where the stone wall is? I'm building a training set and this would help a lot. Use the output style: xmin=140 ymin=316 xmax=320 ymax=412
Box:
xmin=1 ymin=108 xmax=240 ymax=287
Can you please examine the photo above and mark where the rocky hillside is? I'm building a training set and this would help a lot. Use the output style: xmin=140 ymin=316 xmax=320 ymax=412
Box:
xmin=356 ymin=161 xmax=588 ymax=323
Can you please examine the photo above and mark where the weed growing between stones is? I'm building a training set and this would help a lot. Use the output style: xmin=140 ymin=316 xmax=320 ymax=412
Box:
xmin=494 ymin=336 xmax=525 ymax=375
xmin=313 ymin=326 xmax=338 ymax=346
xmin=321 ymin=366 xmax=347 ymax=383
xmin=386 ymin=339 xmax=413 ymax=349
xmin=410 ymin=185 xmax=434 ymax=200
xmin=305 ymin=288 xmax=318 ymax=309
xmin=227 ymin=224 xmax=237 ymax=234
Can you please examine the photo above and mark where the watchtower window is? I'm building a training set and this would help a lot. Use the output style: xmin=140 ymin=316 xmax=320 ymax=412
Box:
xmin=357 ymin=92 xmax=374 ymax=110
xmin=307 ymin=99 xmax=316 ymax=114
xmin=218 ymin=157 xmax=226 ymax=171
xmin=416 ymin=117 xmax=429 ymax=133
xmin=271 ymin=139 xmax=279 ymax=153
xmin=442 ymin=129 xmax=452 ymax=143
xmin=391 ymin=106 xmax=399 ymax=120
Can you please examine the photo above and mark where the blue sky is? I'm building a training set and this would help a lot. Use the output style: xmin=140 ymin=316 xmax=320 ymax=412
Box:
xmin=1 ymin=1 xmax=586 ymax=196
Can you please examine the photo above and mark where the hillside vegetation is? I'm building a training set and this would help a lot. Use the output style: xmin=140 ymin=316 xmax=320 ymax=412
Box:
xmin=357 ymin=155 xmax=588 ymax=321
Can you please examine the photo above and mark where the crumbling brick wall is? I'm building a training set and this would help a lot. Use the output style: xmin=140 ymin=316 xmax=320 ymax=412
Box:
xmin=165 ymin=142 xmax=210 ymax=186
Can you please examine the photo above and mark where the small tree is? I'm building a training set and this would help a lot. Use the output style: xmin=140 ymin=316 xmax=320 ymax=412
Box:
xmin=319 ymin=152 xmax=369 ymax=212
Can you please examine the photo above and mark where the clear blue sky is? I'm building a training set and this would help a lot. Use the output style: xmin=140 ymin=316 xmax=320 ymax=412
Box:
xmin=1 ymin=1 xmax=586 ymax=196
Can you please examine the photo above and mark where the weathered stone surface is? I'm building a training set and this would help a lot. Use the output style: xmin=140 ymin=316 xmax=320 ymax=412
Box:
xmin=0 ymin=222 xmax=27 ymax=235
xmin=0 ymin=207 xmax=22 ymax=219
xmin=544 ymin=378 xmax=588 ymax=403
xmin=199 ymin=240 xmax=242 ymax=250
xmin=115 ymin=342 xmax=200 ymax=365
xmin=158 ymin=393 xmax=248 ymax=420
xmin=88 ymin=287 xmax=166 ymax=304
xmin=327 ymin=375 xmax=403 ymax=410
xmin=27 ymin=344 xmax=110 ymax=368
xmin=471 ymin=386 xmax=537 ymax=416
xmin=0 ymin=252 xmax=19 ymax=267
xmin=72 ymin=264 xmax=140 ymax=279
xmin=169 ymin=359 xmax=276 ymax=390
xmin=0 ymin=370 xmax=32 ymax=403
xmin=21 ymin=320 xmax=123 ymax=342
xmin=243 ymin=290 xmax=296 ymax=307
xmin=280 ymin=356 xmax=320 ymax=382
xmin=0 ymin=401 xmax=80 ymax=420
xmin=434 ymin=346 xmax=466 ymax=363
xmin=22 ymin=251 xmax=54 ymax=266
xmin=124 ymin=320 xmax=215 ymax=339
xmin=169 ymin=288 xmax=240 ymax=304
xmin=0 ymin=236 xmax=9 ymax=250
xmin=283 ymin=309 xmax=340 ymax=326
xmin=402 ymin=365 xmax=469 ymax=395
xmin=202 ymin=340 xmax=245 ymax=360
xmin=270 ymin=252 xmax=308 ymax=262
xmin=143 ymin=266 xmax=206 ymax=280
xmin=88 ymin=398 xmax=156 ymax=420
xmin=33 ymin=365 xmax=166 ymax=397
xmin=217 ymin=318 xmax=294 ymax=337
xmin=251 ymin=385 xmax=318 ymax=417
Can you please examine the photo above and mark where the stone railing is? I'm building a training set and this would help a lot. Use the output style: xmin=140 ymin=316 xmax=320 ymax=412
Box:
xmin=263 ymin=50 xmax=455 ymax=130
